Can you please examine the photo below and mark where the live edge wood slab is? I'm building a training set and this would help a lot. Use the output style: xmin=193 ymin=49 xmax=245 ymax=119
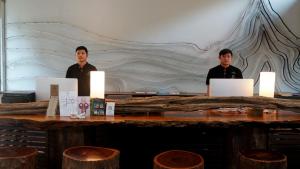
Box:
xmin=0 ymin=108 xmax=300 ymax=130
xmin=0 ymin=95 xmax=300 ymax=115
xmin=0 ymin=96 xmax=299 ymax=129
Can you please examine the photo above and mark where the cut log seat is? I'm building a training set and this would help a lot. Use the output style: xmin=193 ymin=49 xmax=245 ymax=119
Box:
xmin=239 ymin=149 xmax=287 ymax=169
xmin=153 ymin=150 xmax=204 ymax=169
xmin=0 ymin=147 xmax=38 ymax=169
xmin=62 ymin=146 xmax=120 ymax=169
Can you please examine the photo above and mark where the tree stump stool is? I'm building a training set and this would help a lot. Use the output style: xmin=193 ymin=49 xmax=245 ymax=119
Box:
xmin=153 ymin=150 xmax=204 ymax=169
xmin=239 ymin=149 xmax=287 ymax=169
xmin=62 ymin=146 xmax=120 ymax=169
xmin=0 ymin=147 xmax=38 ymax=169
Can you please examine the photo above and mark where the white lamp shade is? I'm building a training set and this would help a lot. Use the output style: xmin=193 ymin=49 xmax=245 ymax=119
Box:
xmin=259 ymin=72 xmax=275 ymax=98
xmin=90 ymin=71 xmax=105 ymax=99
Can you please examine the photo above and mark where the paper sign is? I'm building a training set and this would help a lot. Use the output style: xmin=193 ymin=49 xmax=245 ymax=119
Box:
xmin=77 ymin=96 xmax=90 ymax=117
xmin=50 ymin=84 xmax=59 ymax=97
xmin=91 ymin=98 xmax=105 ymax=115
xmin=46 ymin=96 xmax=58 ymax=116
xmin=59 ymin=91 xmax=77 ymax=116
xmin=106 ymin=102 xmax=115 ymax=116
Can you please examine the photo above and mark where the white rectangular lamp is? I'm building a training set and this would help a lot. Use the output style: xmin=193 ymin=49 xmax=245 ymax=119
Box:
xmin=90 ymin=71 xmax=105 ymax=115
xmin=259 ymin=72 xmax=275 ymax=98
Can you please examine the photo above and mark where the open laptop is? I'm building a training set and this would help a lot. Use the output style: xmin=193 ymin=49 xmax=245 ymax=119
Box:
xmin=35 ymin=77 xmax=78 ymax=100
xmin=209 ymin=79 xmax=254 ymax=97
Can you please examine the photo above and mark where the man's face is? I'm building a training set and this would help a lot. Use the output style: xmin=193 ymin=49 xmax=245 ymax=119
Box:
xmin=219 ymin=53 xmax=232 ymax=67
xmin=76 ymin=49 xmax=87 ymax=63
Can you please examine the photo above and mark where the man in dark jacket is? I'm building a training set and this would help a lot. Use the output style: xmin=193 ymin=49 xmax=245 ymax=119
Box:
xmin=206 ymin=48 xmax=243 ymax=95
xmin=66 ymin=46 xmax=97 ymax=96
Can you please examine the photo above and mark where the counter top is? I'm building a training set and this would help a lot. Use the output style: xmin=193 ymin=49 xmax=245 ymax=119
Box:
xmin=1 ymin=108 xmax=300 ymax=129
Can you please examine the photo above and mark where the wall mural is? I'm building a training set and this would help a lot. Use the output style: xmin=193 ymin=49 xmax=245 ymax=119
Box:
xmin=223 ymin=0 xmax=300 ymax=93
xmin=6 ymin=0 xmax=300 ymax=93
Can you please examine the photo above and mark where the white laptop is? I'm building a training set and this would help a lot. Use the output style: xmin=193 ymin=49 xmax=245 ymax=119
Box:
xmin=209 ymin=79 xmax=254 ymax=97
xmin=35 ymin=77 xmax=78 ymax=100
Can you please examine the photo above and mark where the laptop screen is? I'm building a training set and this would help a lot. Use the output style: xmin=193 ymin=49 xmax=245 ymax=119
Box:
xmin=209 ymin=79 xmax=254 ymax=97
xmin=35 ymin=77 xmax=78 ymax=100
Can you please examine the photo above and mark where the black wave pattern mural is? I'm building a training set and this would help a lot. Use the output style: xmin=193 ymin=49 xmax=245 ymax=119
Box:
xmin=6 ymin=0 xmax=300 ymax=93
xmin=222 ymin=0 xmax=300 ymax=92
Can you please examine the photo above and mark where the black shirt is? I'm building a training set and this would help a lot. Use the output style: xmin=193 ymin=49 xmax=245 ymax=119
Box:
xmin=66 ymin=63 xmax=97 ymax=96
xmin=206 ymin=65 xmax=243 ymax=85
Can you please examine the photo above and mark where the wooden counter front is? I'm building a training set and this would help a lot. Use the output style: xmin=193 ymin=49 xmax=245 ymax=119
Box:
xmin=1 ymin=110 xmax=299 ymax=169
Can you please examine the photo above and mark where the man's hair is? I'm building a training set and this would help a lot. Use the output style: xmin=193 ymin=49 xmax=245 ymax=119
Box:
xmin=76 ymin=46 xmax=88 ymax=54
xmin=219 ymin=48 xmax=232 ymax=57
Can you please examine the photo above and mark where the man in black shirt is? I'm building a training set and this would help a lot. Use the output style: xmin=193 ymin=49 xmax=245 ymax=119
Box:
xmin=66 ymin=46 xmax=97 ymax=96
xmin=206 ymin=48 xmax=243 ymax=95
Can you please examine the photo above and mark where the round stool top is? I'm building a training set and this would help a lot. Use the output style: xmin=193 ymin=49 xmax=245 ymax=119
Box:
xmin=241 ymin=150 xmax=286 ymax=162
xmin=154 ymin=150 xmax=204 ymax=169
xmin=0 ymin=147 xmax=38 ymax=159
xmin=63 ymin=146 xmax=119 ymax=162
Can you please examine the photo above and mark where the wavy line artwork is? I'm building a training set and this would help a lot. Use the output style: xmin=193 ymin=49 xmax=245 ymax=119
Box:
xmin=6 ymin=0 xmax=300 ymax=93
xmin=220 ymin=0 xmax=300 ymax=92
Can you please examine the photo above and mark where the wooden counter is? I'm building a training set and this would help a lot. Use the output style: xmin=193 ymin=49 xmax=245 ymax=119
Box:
xmin=0 ymin=108 xmax=300 ymax=129
xmin=0 ymin=96 xmax=299 ymax=169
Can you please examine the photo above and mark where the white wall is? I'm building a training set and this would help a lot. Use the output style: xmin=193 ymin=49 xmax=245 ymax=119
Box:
xmin=7 ymin=0 xmax=248 ymax=47
xmin=270 ymin=0 xmax=300 ymax=36
xmin=5 ymin=0 xmax=300 ymax=93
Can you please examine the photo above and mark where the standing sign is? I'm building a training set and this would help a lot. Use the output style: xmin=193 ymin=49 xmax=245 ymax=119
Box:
xmin=59 ymin=91 xmax=77 ymax=116
xmin=77 ymin=97 xmax=90 ymax=118
xmin=105 ymin=102 xmax=115 ymax=116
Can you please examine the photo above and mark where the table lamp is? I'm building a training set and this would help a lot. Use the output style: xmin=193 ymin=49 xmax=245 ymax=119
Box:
xmin=259 ymin=72 xmax=275 ymax=98
xmin=90 ymin=71 xmax=105 ymax=115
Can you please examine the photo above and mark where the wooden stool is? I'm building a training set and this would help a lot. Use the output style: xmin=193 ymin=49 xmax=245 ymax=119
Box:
xmin=239 ymin=149 xmax=287 ymax=169
xmin=153 ymin=150 xmax=204 ymax=169
xmin=62 ymin=146 xmax=120 ymax=169
xmin=0 ymin=147 xmax=38 ymax=169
